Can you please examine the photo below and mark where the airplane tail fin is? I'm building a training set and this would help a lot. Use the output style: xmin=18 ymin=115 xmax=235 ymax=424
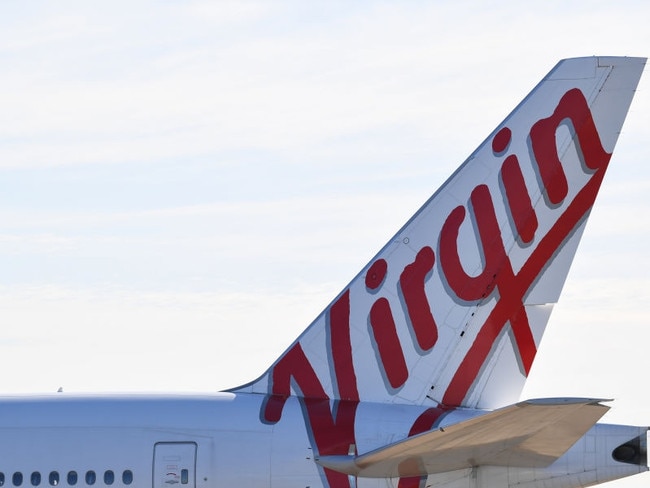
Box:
xmin=231 ymin=56 xmax=646 ymax=410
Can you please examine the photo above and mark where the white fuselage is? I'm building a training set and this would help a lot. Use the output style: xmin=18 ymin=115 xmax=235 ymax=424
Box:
xmin=0 ymin=393 xmax=429 ymax=488
xmin=0 ymin=393 xmax=645 ymax=488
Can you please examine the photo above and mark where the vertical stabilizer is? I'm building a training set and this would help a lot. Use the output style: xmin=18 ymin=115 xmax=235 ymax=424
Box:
xmin=231 ymin=56 xmax=646 ymax=411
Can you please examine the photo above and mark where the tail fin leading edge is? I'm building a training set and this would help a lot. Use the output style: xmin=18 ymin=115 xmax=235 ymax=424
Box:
xmin=232 ymin=56 xmax=646 ymax=411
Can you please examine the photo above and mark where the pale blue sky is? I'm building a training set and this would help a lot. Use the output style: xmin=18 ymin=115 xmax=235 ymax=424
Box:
xmin=0 ymin=4 xmax=649 ymax=485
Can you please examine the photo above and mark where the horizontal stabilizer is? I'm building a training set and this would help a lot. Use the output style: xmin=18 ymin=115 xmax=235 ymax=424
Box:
xmin=316 ymin=398 xmax=610 ymax=478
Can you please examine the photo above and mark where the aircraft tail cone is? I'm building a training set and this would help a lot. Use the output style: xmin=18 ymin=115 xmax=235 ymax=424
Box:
xmin=612 ymin=432 xmax=648 ymax=466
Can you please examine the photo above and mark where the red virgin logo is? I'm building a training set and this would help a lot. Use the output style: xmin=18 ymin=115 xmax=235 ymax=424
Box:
xmin=261 ymin=88 xmax=611 ymax=487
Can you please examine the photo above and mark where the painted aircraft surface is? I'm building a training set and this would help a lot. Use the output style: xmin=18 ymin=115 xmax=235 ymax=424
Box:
xmin=1 ymin=56 xmax=646 ymax=488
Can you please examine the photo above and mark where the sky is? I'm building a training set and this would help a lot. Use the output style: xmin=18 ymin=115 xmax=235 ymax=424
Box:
xmin=0 ymin=1 xmax=649 ymax=485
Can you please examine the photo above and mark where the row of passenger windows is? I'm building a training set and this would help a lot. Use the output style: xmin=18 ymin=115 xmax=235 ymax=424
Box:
xmin=0 ymin=470 xmax=133 ymax=487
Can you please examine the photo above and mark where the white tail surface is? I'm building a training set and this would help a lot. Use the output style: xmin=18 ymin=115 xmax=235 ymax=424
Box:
xmin=231 ymin=56 xmax=646 ymax=411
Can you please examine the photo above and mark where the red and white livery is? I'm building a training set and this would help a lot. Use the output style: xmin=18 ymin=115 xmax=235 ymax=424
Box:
xmin=0 ymin=56 xmax=646 ymax=488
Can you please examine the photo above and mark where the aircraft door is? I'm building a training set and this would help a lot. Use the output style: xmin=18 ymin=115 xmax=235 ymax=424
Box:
xmin=153 ymin=442 xmax=197 ymax=488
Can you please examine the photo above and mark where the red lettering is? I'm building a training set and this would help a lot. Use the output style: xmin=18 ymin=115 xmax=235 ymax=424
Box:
xmin=501 ymin=155 xmax=538 ymax=244
xmin=399 ymin=246 xmax=438 ymax=351
xmin=262 ymin=88 xmax=613 ymax=488
xmin=370 ymin=298 xmax=409 ymax=389
xmin=263 ymin=343 xmax=327 ymax=422
xmin=530 ymin=88 xmax=611 ymax=204
xmin=265 ymin=291 xmax=357 ymax=419
xmin=366 ymin=258 xmax=410 ymax=388
xmin=329 ymin=291 xmax=358 ymax=401
xmin=443 ymin=93 xmax=611 ymax=404
xmin=366 ymin=259 xmax=388 ymax=290
xmin=492 ymin=127 xmax=512 ymax=154
xmin=440 ymin=185 xmax=508 ymax=302
xmin=439 ymin=184 xmax=537 ymax=404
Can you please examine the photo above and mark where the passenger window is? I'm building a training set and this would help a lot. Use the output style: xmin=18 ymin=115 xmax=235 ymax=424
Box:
xmin=120 ymin=472 xmax=132 ymax=486
xmin=30 ymin=473 xmax=40 ymax=487
xmin=0 ymin=472 xmax=5 ymax=486
xmin=84 ymin=472 xmax=95 ymax=486
xmin=180 ymin=470 xmax=188 ymax=485
xmin=102 ymin=472 xmax=113 ymax=486
xmin=12 ymin=473 xmax=22 ymax=487
xmin=66 ymin=472 xmax=77 ymax=487
xmin=48 ymin=473 xmax=58 ymax=487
